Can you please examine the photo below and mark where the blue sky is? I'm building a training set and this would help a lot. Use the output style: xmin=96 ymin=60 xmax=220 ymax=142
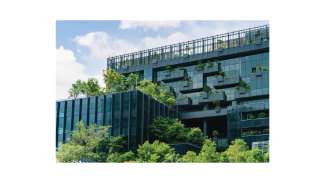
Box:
xmin=56 ymin=20 xmax=269 ymax=100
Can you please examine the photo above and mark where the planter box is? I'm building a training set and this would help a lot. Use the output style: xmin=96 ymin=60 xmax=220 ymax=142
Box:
xmin=217 ymin=47 xmax=223 ymax=52
xmin=152 ymin=59 xmax=157 ymax=64
xmin=215 ymin=108 xmax=220 ymax=113
xmin=176 ymin=97 xmax=192 ymax=107
xmin=193 ymin=64 xmax=220 ymax=76
xmin=198 ymin=93 xmax=226 ymax=105
xmin=161 ymin=70 xmax=185 ymax=83
xmin=183 ymin=81 xmax=188 ymax=87
xmin=255 ymin=39 xmax=261 ymax=45
xmin=239 ymin=88 xmax=245 ymax=94
xmin=179 ymin=82 xmax=203 ymax=94
xmin=123 ymin=65 xmax=128 ymax=70
xmin=202 ymin=93 xmax=208 ymax=99
xmin=256 ymin=70 xmax=262 ymax=76
xmin=213 ymin=75 xmax=241 ymax=89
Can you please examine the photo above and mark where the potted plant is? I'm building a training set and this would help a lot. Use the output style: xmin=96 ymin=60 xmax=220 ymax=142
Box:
xmin=263 ymin=129 xmax=269 ymax=134
xmin=258 ymin=112 xmax=266 ymax=119
xmin=217 ymin=39 xmax=223 ymax=51
xmin=213 ymin=99 xmax=221 ymax=113
xmin=248 ymin=113 xmax=255 ymax=120
xmin=213 ymin=130 xmax=219 ymax=142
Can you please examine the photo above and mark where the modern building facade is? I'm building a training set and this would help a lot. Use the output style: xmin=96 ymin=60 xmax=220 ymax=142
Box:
xmin=56 ymin=90 xmax=179 ymax=152
xmin=107 ymin=24 xmax=270 ymax=149
xmin=56 ymin=24 xmax=269 ymax=152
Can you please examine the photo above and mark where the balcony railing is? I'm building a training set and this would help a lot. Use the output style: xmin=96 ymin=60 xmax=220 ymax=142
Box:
xmin=107 ymin=25 xmax=269 ymax=70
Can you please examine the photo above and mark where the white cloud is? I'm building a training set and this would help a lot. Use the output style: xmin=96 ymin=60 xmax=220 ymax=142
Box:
xmin=73 ymin=32 xmax=139 ymax=61
xmin=56 ymin=46 xmax=105 ymax=100
xmin=141 ymin=32 xmax=188 ymax=49
xmin=119 ymin=20 xmax=182 ymax=31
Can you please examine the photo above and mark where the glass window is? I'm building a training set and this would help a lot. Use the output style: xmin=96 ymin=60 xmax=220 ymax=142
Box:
xmin=246 ymin=62 xmax=251 ymax=68
xmin=236 ymin=64 xmax=240 ymax=70
xmin=230 ymin=59 xmax=235 ymax=65
xmin=256 ymin=79 xmax=262 ymax=88
xmin=225 ymin=66 xmax=229 ymax=72
xmin=246 ymin=56 xmax=251 ymax=62
xmin=251 ymin=80 xmax=256 ymax=89
xmin=246 ymin=77 xmax=250 ymax=83
xmin=235 ymin=58 xmax=240 ymax=64
xmin=257 ymin=89 xmax=262 ymax=95
xmin=225 ymin=60 xmax=229 ymax=66
xmin=251 ymin=89 xmax=256 ymax=96
xmin=263 ymin=88 xmax=269 ymax=94
xmin=251 ymin=55 xmax=256 ymax=61
xmin=230 ymin=65 xmax=235 ymax=71
xmin=257 ymin=54 xmax=263 ymax=60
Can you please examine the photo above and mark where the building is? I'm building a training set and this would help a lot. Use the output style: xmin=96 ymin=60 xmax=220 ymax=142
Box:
xmin=56 ymin=24 xmax=269 ymax=152
xmin=56 ymin=90 xmax=180 ymax=152
xmin=107 ymin=24 xmax=269 ymax=149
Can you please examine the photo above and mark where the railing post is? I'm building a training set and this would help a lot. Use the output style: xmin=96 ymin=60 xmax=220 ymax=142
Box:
xmin=212 ymin=36 xmax=215 ymax=51
xmin=202 ymin=38 xmax=205 ymax=53
xmin=193 ymin=40 xmax=196 ymax=55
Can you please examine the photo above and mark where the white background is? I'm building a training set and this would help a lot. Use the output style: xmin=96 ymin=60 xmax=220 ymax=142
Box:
xmin=0 ymin=0 xmax=324 ymax=182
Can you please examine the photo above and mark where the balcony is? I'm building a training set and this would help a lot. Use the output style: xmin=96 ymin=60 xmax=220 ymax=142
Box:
xmin=197 ymin=93 xmax=226 ymax=105
xmin=193 ymin=64 xmax=220 ymax=76
xmin=108 ymin=25 xmax=270 ymax=74
xmin=213 ymin=76 xmax=241 ymax=89
xmin=178 ymin=81 xmax=203 ymax=94
xmin=180 ymin=108 xmax=227 ymax=120
xmin=176 ymin=97 xmax=192 ymax=107
xmin=234 ymin=89 xmax=269 ymax=100
xmin=161 ymin=70 xmax=185 ymax=83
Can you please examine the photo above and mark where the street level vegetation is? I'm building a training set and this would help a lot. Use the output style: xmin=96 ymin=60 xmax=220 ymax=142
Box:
xmin=56 ymin=118 xmax=269 ymax=163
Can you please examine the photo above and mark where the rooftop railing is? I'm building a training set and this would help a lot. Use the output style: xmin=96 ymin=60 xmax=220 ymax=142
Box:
xmin=107 ymin=24 xmax=269 ymax=70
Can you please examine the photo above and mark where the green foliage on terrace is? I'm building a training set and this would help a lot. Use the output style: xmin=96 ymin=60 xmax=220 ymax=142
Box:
xmin=194 ymin=60 xmax=206 ymax=69
xmin=57 ymin=120 xmax=269 ymax=163
xmin=235 ymin=80 xmax=250 ymax=91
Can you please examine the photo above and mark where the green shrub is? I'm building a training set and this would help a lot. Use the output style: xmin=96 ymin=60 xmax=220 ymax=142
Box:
xmin=258 ymin=112 xmax=266 ymax=118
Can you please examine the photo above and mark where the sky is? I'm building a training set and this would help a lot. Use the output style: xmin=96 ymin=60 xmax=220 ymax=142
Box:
xmin=56 ymin=20 xmax=269 ymax=100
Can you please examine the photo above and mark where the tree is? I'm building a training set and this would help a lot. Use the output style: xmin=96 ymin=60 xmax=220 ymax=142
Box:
xmin=196 ymin=139 xmax=221 ymax=162
xmin=137 ymin=140 xmax=175 ymax=162
xmin=102 ymin=68 xmax=126 ymax=93
xmin=127 ymin=73 xmax=139 ymax=90
xmin=137 ymin=79 xmax=160 ymax=100
xmin=68 ymin=79 xmax=83 ymax=99
xmin=224 ymin=139 xmax=249 ymax=163
xmin=83 ymin=78 xmax=104 ymax=97
xmin=245 ymin=148 xmax=264 ymax=163
xmin=56 ymin=142 xmax=83 ymax=163
xmin=186 ymin=127 xmax=206 ymax=146
xmin=95 ymin=134 xmax=127 ymax=162
xmin=111 ymin=151 xmax=137 ymax=163
xmin=165 ymin=120 xmax=189 ymax=143
xmin=166 ymin=98 xmax=175 ymax=108
xmin=180 ymin=151 xmax=197 ymax=163
xmin=163 ymin=153 xmax=181 ymax=163
xmin=149 ymin=116 xmax=174 ymax=142
xmin=69 ymin=120 xmax=110 ymax=163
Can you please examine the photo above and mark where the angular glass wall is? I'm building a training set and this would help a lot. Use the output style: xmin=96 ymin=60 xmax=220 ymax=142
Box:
xmin=73 ymin=99 xmax=81 ymax=130
xmin=122 ymin=92 xmax=129 ymax=151
xmin=57 ymin=101 xmax=65 ymax=147
xmin=113 ymin=93 xmax=121 ymax=137
xmin=81 ymin=98 xmax=88 ymax=128
xmin=105 ymin=94 xmax=113 ymax=137
xmin=97 ymin=95 xmax=104 ymax=127
xmin=65 ymin=100 xmax=73 ymax=142
xmin=130 ymin=91 xmax=137 ymax=151
xmin=89 ymin=97 xmax=96 ymax=126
